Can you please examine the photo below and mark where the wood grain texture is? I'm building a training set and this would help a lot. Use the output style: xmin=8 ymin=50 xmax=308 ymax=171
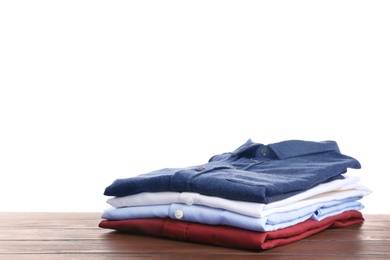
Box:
xmin=0 ymin=213 xmax=389 ymax=259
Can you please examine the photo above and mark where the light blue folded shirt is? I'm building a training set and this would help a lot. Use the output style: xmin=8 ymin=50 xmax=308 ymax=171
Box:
xmin=311 ymin=198 xmax=363 ymax=221
xmin=102 ymin=197 xmax=364 ymax=232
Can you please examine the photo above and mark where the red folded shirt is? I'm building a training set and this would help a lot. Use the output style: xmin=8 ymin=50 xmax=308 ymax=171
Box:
xmin=99 ymin=210 xmax=364 ymax=250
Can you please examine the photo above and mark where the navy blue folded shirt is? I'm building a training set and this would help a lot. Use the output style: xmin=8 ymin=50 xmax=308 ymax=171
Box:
xmin=104 ymin=139 xmax=361 ymax=204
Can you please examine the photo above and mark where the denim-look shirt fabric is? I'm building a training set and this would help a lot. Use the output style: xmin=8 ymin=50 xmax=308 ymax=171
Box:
xmin=104 ymin=139 xmax=361 ymax=204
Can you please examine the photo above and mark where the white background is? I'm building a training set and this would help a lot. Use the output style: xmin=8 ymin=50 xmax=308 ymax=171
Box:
xmin=0 ymin=1 xmax=389 ymax=213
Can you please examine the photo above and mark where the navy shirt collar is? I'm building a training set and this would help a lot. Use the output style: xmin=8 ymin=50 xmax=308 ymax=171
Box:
xmin=235 ymin=139 xmax=340 ymax=160
xmin=268 ymin=140 xmax=340 ymax=159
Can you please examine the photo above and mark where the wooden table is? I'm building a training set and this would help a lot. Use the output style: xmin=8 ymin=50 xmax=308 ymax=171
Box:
xmin=0 ymin=213 xmax=389 ymax=259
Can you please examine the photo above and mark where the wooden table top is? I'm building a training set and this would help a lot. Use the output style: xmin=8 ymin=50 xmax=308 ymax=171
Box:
xmin=0 ymin=212 xmax=389 ymax=259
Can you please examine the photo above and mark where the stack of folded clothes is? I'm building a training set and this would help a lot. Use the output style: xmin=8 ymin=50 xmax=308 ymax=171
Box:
xmin=99 ymin=139 xmax=371 ymax=250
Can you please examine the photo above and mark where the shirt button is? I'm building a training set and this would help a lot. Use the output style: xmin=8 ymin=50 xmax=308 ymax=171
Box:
xmin=251 ymin=159 xmax=261 ymax=163
xmin=174 ymin=210 xmax=184 ymax=219
xmin=184 ymin=197 xmax=193 ymax=205
xmin=261 ymin=147 xmax=269 ymax=156
xmin=195 ymin=166 xmax=205 ymax=172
